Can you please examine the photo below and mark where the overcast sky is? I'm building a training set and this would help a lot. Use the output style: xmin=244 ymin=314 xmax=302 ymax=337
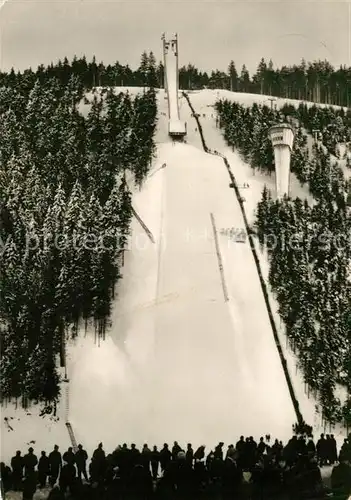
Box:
xmin=0 ymin=0 xmax=350 ymax=74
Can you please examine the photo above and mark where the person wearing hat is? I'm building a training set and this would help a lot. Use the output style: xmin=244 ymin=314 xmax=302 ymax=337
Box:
xmin=48 ymin=445 xmax=62 ymax=487
xmin=75 ymin=444 xmax=88 ymax=481
xmin=23 ymin=447 xmax=38 ymax=477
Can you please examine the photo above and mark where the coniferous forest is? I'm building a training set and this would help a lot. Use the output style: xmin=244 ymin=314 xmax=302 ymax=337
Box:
xmin=0 ymin=71 xmax=157 ymax=408
xmin=0 ymin=54 xmax=350 ymax=107
xmin=215 ymin=99 xmax=351 ymax=427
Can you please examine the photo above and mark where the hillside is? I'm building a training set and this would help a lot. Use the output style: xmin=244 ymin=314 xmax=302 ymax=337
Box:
xmin=2 ymin=86 xmax=349 ymax=465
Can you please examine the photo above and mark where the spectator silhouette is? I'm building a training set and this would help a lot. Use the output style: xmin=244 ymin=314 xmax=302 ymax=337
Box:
xmin=22 ymin=471 xmax=37 ymax=500
xmin=159 ymin=443 xmax=172 ymax=472
xmin=150 ymin=445 xmax=159 ymax=480
xmin=38 ymin=451 xmax=50 ymax=488
xmin=11 ymin=450 xmax=24 ymax=490
xmin=48 ymin=445 xmax=62 ymax=487
xmin=75 ymin=444 xmax=88 ymax=481
xmin=23 ymin=448 xmax=38 ymax=478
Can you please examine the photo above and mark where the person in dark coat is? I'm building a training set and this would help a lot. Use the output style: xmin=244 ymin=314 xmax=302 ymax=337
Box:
xmin=306 ymin=437 xmax=316 ymax=457
xmin=194 ymin=445 xmax=205 ymax=462
xmin=11 ymin=450 xmax=24 ymax=490
xmin=297 ymin=435 xmax=307 ymax=457
xmin=242 ymin=438 xmax=251 ymax=469
xmin=316 ymin=433 xmax=327 ymax=466
xmin=173 ymin=454 xmax=194 ymax=499
xmin=257 ymin=437 xmax=266 ymax=457
xmin=22 ymin=471 xmax=37 ymax=500
xmin=91 ymin=443 xmax=107 ymax=483
xmin=185 ymin=444 xmax=194 ymax=466
xmin=23 ymin=448 xmax=38 ymax=478
xmin=75 ymin=444 xmax=88 ymax=481
xmin=214 ymin=442 xmax=224 ymax=461
xmin=59 ymin=460 xmax=76 ymax=496
xmin=222 ymin=456 xmax=242 ymax=499
xmin=47 ymin=485 xmax=65 ymax=500
xmin=62 ymin=447 xmax=76 ymax=466
xmin=205 ymin=451 xmax=214 ymax=473
xmin=172 ymin=441 xmax=182 ymax=460
xmin=271 ymin=439 xmax=282 ymax=461
xmin=339 ymin=438 xmax=350 ymax=462
xmin=105 ymin=467 xmax=123 ymax=500
xmin=1 ymin=461 xmax=12 ymax=493
xmin=48 ymin=445 xmax=62 ymax=487
xmin=330 ymin=434 xmax=338 ymax=464
xmin=193 ymin=459 xmax=209 ymax=497
xmin=92 ymin=442 xmax=105 ymax=462
xmin=116 ymin=443 xmax=130 ymax=479
xmin=38 ymin=451 xmax=50 ymax=488
xmin=141 ymin=444 xmax=151 ymax=473
xmin=128 ymin=464 xmax=153 ymax=499
xmin=284 ymin=436 xmax=298 ymax=467
xmin=129 ymin=443 xmax=141 ymax=468
xmin=331 ymin=458 xmax=351 ymax=498
xmin=150 ymin=446 xmax=159 ymax=480
xmin=325 ymin=434 xmax=333 ymax=464
xmin=236 ymin=436 xmax=245 ymax=455
xmin=248 ymin=436 xmax=257 ymax=467
xmin=159 ymin=444 xmax=172 ymax=472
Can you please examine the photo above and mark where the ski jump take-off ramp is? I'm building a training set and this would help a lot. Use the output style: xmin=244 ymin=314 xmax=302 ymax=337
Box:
xmin=162 ymin=33 xmax=187 ymax=138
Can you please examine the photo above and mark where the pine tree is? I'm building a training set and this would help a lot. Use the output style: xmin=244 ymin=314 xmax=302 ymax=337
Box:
xmin=228 ymin=60 xmax=238 ymax=92
xmin=147 ymin=51 xmax=158 ymax=87
xmin=138 ymin=51 xmax=149 ymax=87
xmin=239 ymin=65 xmax=251 ymax=93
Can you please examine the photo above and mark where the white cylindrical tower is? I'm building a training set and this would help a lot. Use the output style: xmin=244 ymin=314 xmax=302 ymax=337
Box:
xmin=268 ymin=123 xmax=294 ymax=199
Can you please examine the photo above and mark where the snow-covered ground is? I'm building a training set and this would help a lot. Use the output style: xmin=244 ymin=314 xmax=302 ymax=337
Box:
xmin=1 ymin=86 xmax=347 ymax=465
xmin=187 ymin=88 xmax=346 ymax=111
xmin=184 ymin=89 xmax=347 ymax=446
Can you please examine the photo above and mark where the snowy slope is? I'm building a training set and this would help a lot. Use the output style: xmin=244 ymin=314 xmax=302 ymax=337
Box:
xmin=187 ymin=89 xmax=346 ymax=112
xmin=2 ymin=87 xmax=347 ymax=464
xmin=184 ymin=89 xmax=347 ymax=445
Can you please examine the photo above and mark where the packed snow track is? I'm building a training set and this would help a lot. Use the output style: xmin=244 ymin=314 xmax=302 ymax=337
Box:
xmin=67 ymin=139 xmax=296 ymax=452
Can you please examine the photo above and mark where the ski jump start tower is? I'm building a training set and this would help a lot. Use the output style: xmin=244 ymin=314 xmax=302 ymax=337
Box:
xmin=162 ymin=33 xmax=187 ymax=138
xmin=269 ymin=123 xmax=294 ymax=199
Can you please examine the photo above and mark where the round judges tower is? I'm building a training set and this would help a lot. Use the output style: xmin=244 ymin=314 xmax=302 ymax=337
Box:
xmin=268 ymin=123 xmax=294 ymax=199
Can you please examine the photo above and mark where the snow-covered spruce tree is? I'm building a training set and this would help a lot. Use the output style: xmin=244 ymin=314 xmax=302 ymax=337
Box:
xmin=254 ymin=182 xmax=350 ymax=423
xmin=0 ymin=75 xmax=157 ymax=406
xmin=130 ymin=88 xmax=157 ymax=186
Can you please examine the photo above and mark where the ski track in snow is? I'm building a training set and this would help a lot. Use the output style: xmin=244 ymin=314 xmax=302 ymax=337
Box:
xmin=1 ymin=86 xmax=347 ymax=462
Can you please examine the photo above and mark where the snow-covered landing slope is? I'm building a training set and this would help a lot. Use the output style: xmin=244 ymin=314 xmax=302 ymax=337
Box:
xmin=67 ymin=138 xmax=297 ymax=452
xmin=108 ymin=141 xmax=296 ymax=448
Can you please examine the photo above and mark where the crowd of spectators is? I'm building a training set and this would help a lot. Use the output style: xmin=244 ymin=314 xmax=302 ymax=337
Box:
xmin=1 ymin=433 xmax=351 ymax=499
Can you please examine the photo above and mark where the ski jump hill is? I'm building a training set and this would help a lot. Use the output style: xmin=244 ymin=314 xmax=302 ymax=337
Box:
xmin=1 ymin=41 xmax=347 ymax=463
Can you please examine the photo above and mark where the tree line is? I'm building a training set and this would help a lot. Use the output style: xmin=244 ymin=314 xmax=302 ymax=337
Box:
xmin=0 ymin=76 xmax=157 ymax=408
xmin=0 ymin=54 xmax=350 ymax=107
xmin=215 ymin=99 xmax=351 ymax=428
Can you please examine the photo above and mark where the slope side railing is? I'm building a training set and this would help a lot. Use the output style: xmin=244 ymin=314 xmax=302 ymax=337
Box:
xmin=131 ymin=205 xmax=155 ymax=244
xmin=66 ymin=423 xmax=78 ymax=453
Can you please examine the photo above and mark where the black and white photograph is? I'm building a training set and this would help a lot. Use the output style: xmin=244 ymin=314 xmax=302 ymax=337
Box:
xmin=0 ymin=0 xmax=351 ymax=498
